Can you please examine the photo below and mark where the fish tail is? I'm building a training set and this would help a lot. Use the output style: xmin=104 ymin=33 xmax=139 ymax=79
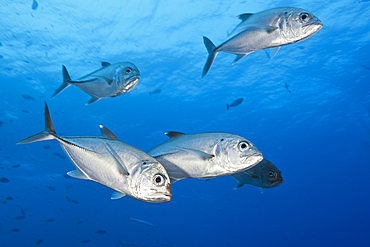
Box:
xmin=51 ymin=65 xmax=72 ymax=98
xmin=227 ymin=104 xmax=230 ymax=110
xmin=202 ymin=36 xmax=218 ymax=78
xmin=17 ymin=102 xmax=57 ymax=144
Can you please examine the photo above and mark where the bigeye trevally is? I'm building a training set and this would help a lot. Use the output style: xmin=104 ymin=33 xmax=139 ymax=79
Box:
xmin=202 ymin=7 xmax=323 ymax=77
xmin=52 ymin=62 xmax=140 ymax=105
xmin=17 ymin=103 xmax=171 ymax=203
xmin=231 ymin=158 xmax=283 ymax=193
xmin=148 ymin=132 xmax=263 ymax=183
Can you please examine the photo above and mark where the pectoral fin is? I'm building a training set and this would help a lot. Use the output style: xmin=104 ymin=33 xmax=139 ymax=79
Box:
xmin=105 ymin=143 xmax=129 ymax=176
xmin=111 ymin=191 xmax=126 ymax=200
xmin=151 ymin=148 xmax=214 ymax=161
xmin=95 ymin=76 xmax=113 ymax=85
xmin=181 ymin=148 xmax=214 ymax=160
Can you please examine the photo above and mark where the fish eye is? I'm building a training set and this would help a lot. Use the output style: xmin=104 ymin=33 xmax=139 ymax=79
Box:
xmin=269 ymin=170 xmax=276 ymax=178
xmin=125 ymin=67 xmax=133 ymax=75
xmin=153 ymin=174 xmax=165 ymax=186
xmin=238 ymin=141 xmax=249 ymax=151
xmin=300 ymin=13 xmax=309 ymax=22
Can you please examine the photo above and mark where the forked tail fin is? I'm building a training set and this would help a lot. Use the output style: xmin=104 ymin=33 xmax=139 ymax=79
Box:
xmin=51 ymin=65 xmax=72 ymax=98
xmin=202 ymin=36 xmax=218 ymax=78
xmin=17 ymin=102 xmax=56 ymax=144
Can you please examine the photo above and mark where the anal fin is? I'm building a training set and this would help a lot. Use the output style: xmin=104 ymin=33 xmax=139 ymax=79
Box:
xmin=111 ymin=191 xmax=126 ymax=200
xmin=67 ymin=169 xmax=89 ymax=180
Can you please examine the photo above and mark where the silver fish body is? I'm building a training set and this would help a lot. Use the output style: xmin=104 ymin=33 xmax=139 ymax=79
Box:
xmin=17 ymin=103 xmax=171 ymax=203
xmin=231 ymin=158 xmax=283 ymax=190
xmin=52 ymin=62 xmax=140 ymax=104
xmin=202 ymin=7 xmax=323 ymax=77
xmin=148 ymin=132 xmax=263 ymax=183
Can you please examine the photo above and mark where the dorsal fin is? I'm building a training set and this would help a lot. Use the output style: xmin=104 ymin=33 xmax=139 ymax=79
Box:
xmin=237 ymin=13 xmax=253 ymax=21
xmin=99 ymin=125 xmax=119 ymax=140
xmin=101 ymin=62 xmax=111 ymax=67
xmin=165 ymin=131 xmax=186 ymax=139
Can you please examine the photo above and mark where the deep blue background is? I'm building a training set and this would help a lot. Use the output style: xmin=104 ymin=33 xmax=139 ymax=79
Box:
xmin=1 ymin=0 xmax=370 ymax=246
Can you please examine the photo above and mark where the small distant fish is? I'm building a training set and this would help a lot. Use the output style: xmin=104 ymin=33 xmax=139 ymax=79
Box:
xmin=5 ymin=196 xmax=13 ymax=200
xmin=231 ymin=159 xmax=283 ymax=191
xmin=361 ymin=64 xmax=370 ymax=70
xmin=51 ymin=152 xmax=66 ymax=159
xmin=129 ymin=217 xmax=155 ymax=227
xmin=10 ymin=164 xmax=21 ymax=168
xmin=16 ymin=205 xmax=27 ymax=216
xmin=0 ymin=120 xmax=3 ymax=127
xmin=21 ymin=110 xmax=31 ymax=113
xmin=12 ymin=215 xmax=26 ymax=220
xmin=43 ymin=145 xmax=51 ymax=149
xmin=26 ymin=77 xmax=33 ymax=80
xmin=149 ymin=89 xmax=161 ymax=95
xmin=64 ymin=195 xmax=79 ymax=204
xmin=78 ymin=239 xmax=90 ymax=244
xmin=65 ymin=184 xmax=73 ymax=191
xmin=43 ymin=218 xmax=55 ymax=223
xmin=284 ymin=83 xmax=292 ymax=93
xmin=34 ymin=239 xmax=43 ymax=246
xmin=9 ymin=228 xmax=20 ymax=232
xmin=94 ymin=230 xmax=107 ymax=235
xmin=45 ymin=185 xmax=56 ymax=191
xmin=0 ymin=177 xmax=10 ymax=183
xmin=298 ymin=46 xmax=305 ymax=50
xmin=21 ymin=94 xmax=35 ymax=101
xmin=32 ymin=0 xmax=38 ymax=10
xmin=74 ymin=219 xmax=84 ymax=225
xmin=227 ymin=98 xmax=243 ymax=110
xmin=202 ymin=7 xmax=323 ymax=77
xmin=52 ymin=62 xmax=141 ymax=105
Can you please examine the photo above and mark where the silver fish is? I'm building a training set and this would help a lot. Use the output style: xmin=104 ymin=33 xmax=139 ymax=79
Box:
xmin=202 ymin=7 xmax=323 ymax=77
xmin=17 ymin=103 xmax=171 ymax=203
xmin=148 ymin=132 xmax=263 ymax=183
xmin=52 ymin=62 xmax=140 ymax=104
xmin=231 ymin=158 xmax=283 ymax=192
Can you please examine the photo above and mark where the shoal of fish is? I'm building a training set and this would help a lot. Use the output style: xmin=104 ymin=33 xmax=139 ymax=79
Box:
xmin=17 ymin=6 xmax=323 ymax=203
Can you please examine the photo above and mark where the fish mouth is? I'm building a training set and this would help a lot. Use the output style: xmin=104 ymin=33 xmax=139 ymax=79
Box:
xmin=270 ymin=179 xmax=283 ymax=188
xmin=241 ymin=154 xmax=263 ymax=170
xmin=147 ymin=192 xmax=172 ymax=203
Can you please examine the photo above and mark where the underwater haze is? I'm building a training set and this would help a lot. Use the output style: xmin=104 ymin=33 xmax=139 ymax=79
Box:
xmin=1 ymin=0 xmax=370 ymax=246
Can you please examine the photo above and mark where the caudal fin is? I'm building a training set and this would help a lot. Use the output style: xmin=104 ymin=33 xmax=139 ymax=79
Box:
xmin=202 ymin=36 xmax=218 ymax=78
xmin=51 ymin=65 xmax=72 ymax=98
xmin=17 ymin=102 xmax=56 ymax=144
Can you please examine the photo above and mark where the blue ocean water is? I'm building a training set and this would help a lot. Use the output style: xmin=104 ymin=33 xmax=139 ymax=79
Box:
xmin=1 ymin=0 xmax=370 ymax=246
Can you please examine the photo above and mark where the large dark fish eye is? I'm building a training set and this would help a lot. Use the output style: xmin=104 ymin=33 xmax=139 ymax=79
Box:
xmin=269 ymin=170 xmax=276 ymax=178
xmin=238 ymin=141 xmax=249 ymax=151
xmin=125 ymin=67 xmax=133 ymax=75
xmin=153 ymin=174 xmax=165 ymax=186
xmin=300 ymin=13 xmax=309 ymax=22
